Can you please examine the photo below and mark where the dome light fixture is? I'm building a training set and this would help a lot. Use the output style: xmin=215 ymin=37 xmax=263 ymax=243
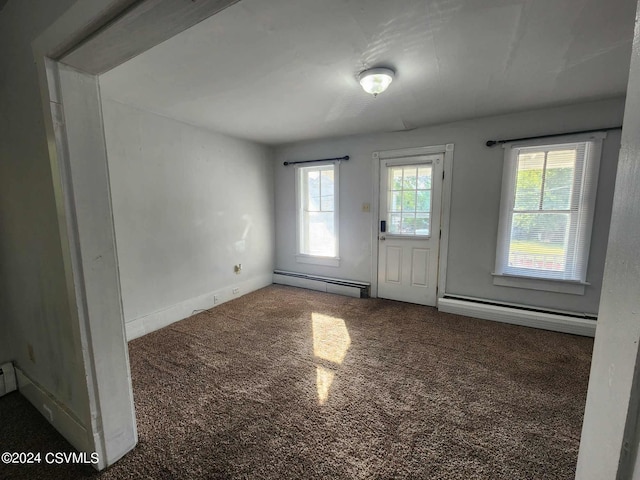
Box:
xmin=358 ymin=67 xmax=395 ymax=96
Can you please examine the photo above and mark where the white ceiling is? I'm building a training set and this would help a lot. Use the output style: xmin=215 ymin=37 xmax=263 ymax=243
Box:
xmin=99 ymin=0 xmax=636 ymax=146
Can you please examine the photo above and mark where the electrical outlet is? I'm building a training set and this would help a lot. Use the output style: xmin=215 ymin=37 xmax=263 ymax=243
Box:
xmin=362 ymin=202 xmax=371 ymax=212
xmin=232 ymin=288 xmax=239 ymax=294
xmin=214 ymin=296 xmax=219 ymax=304
xmin=27 ymin=344 xmax=35 ymax=363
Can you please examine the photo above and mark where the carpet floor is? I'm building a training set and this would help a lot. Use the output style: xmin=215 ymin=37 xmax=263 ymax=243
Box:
xmin=0 ymin=285 xmax=594 ymax=479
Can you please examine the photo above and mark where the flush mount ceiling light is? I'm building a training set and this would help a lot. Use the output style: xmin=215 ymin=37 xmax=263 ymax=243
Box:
xmin=358 ymin=67 xmax=395 ymax=96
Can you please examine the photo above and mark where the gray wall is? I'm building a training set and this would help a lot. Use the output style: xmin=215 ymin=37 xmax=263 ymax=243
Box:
xmin=0 ymin=0 xmax=91 ymax=422
xmin=274 ymin=98 xmax=624 ymax=314
xmin=101 ymin=99 xmax=275 ymax=323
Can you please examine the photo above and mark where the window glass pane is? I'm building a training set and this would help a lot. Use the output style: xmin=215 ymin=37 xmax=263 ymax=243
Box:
xmin=417 ymin=167 xmax=432 ymax=189
xmin=386 ymin=163 xmax=433 ymax=236
xmin=416 ymin=190 xmax=431 ymax=212
xmin=401 ymin=213 xmax=416 ymax=234
xmin=514 ymin=152 xmax=544 ymax=210
xmin=542 ymin=150 xmax=575 ymax=210
xmin=402 ymin=191 xmax=416 ymax=212
xmin=416 ymin=213 xmax=430 ymax=236
xmin=307 ymin=170 xmax=320 ymax=212
xmin=508 ymin=212 xmax=569 ymax=273
xmin=389 ymin=213 xmax=402 ymax=234
xmin=306 ymin=211 xmax=335 ymax=256
xmin=403 ymin=167 xmax=417 ymax=189
xmin=391 ymin=168 xmax=403 ymax=190
xmin=320 ymin=169 xmax=334 ymax=211
xmin=390 ymin=191 xmax=402 ymax=212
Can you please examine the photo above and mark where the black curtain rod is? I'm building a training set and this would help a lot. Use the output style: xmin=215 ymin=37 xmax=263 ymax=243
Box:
xmin=486 ymin=126 xmax=622 ymax=147
xmin=283 ymin=155 xmax=349 ymax=166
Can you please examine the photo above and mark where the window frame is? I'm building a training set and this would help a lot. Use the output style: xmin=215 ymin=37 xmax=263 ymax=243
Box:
xmin=493 ymin=132 xmax=605 ymax=294
xmin=295 ymin=161 xmax=340 ymax=267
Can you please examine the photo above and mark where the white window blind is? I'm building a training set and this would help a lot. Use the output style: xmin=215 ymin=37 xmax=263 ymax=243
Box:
xmin=296 ymin=163 xmax=338 ymax=258
xmin=495 ymin=132 xmax=604 ymax=284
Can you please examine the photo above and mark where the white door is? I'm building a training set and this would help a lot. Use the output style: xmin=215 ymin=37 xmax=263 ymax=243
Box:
xmin=377 ymin=154 xmax=443 ymax=306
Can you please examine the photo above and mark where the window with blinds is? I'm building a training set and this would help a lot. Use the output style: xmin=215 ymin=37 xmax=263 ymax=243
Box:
xmin=296 ymin=163 xmax=339 ymax=259
xmin=494 ymin=133 xmax=605 ymax=285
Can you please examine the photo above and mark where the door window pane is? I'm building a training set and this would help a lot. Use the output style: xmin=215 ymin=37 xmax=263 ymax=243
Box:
xmin=417 ymin=167 xmax=431 ymax=189
xmin=390 ymin=191 xmax=402 ymax=212
xmin=387 ymin=164 xmax=432 ymax=236
xmin=416 ymin=191 xmax=430 ymax=212
xmin=401 ymin=213 xmax=416 ymax=234
xmin=416 ymin=213 xmax=430 ymax=235
xmin=402 ymin=191 xmax=416 ymax=212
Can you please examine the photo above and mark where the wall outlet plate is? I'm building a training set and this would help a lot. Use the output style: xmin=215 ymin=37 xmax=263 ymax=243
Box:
xmin=232 ymin=288 xmax=239 ymax=294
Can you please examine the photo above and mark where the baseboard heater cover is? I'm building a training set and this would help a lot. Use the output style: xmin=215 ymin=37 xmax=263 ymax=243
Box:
xmin=438 ymin=295 xmax=596 ymax=337
xmin=0 ymin=362 xmax=17 ymax=397
xmin=273 ymin=270 xmax=370 ymax=298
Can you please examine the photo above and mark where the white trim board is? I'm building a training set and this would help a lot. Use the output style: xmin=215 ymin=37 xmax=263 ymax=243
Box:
xmin=16 ymin=368 xmax=93 ymax=458
xmin=438 ymin=297 xmax=596 ymax=337
xmin=125 ymin=274 xmax=273 ymax=341
xmin=32 ymin=0 xmax=241 ymax=470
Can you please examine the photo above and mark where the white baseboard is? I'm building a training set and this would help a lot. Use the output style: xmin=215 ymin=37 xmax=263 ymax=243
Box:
xmin=16 ymin=368 xmax=92 ymax=454
xmin=272 ymin=272 xmax=365 ymax=298
xmin=125 ymin=273 xmax=273 ymax=341
xmin=437 ymin=297 xmax=596 ymax=337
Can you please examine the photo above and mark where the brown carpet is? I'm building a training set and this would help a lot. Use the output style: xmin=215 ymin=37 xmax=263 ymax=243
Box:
xmin=0 ymin=285 xmax=593 ymax=479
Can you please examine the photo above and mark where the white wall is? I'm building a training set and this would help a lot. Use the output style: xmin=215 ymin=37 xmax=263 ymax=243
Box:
xmin=101 ymin=99 xmax=275 ymax=335
xmin=0 ymin=0 xmax=91 ymax=424
xmin=274 ymin=98 xmax=624 ymax=314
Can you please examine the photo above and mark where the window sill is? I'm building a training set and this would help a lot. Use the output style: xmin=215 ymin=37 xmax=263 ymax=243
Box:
xmin=296 ymin=254 xmax=340 ymax=267
xmin=492 ymin=273 xmax=589 ymax=295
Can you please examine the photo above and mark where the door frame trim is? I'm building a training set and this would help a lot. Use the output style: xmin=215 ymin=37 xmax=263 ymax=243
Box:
xmin=32 ymin=0 xmax=240 ymax=469
xmin=370 ymin=143 xmax=454 ymax=305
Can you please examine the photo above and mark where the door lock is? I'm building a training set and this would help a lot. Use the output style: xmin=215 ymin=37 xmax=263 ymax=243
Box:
xmin=379 ymin=236 xmax=386 ymax=241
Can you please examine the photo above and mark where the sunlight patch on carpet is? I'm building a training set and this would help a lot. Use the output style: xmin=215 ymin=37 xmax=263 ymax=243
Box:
xmin=312 ymin=313 xmax=351 ymax=364
xmin=315 ymin=365 xmax=336 ymax=406
xmin=312 ymin=313 xmax=351 ymax=405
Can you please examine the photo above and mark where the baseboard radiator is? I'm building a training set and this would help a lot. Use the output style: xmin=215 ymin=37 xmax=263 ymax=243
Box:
xmin=0 ymin=362 xmax=17 ymax=397
xmin=273 ymin=270 xmax=370 ymax=298
xmin=438 ymin=295 xmax=597 ymax=337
